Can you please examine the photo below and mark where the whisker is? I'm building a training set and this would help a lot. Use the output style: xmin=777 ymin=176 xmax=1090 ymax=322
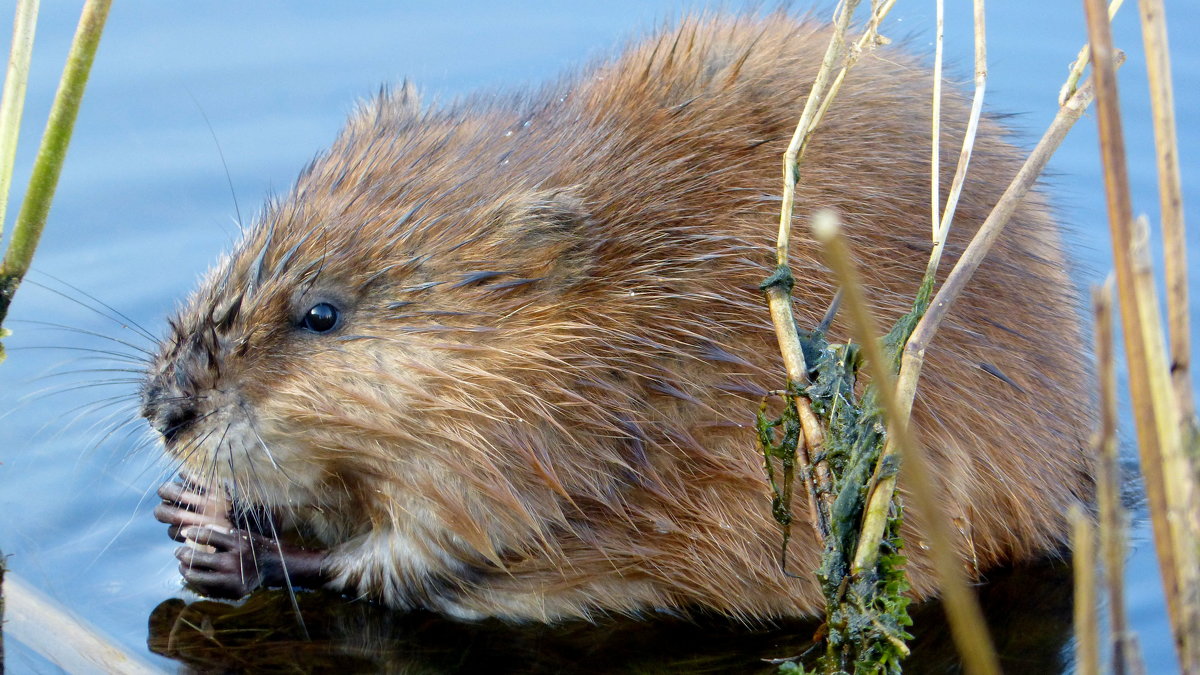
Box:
xmin=241 ymin=448 xmax=309 ymax=637
xmin=141 ymin=456 xmax=185 ymax=510
xmin=188 ymin=93 xmax=244 ymax=230
xmin=9 ymin=319 xmax=157 ymax=358
xmin=85 ymin=409 xmax=152 ymax=457
xmin=75 ymin=399 xmax=140 ymax=438
xmin=21 ymin=380 xmax=143 ymax=404
xmin=53 ymin=401 xmax=142 ymax=459
xmin=25 ymin=273 xmax=158 ymax=343
xmin=5 ymin=345 xmax=146 ymax=365
xmin=127 ymin=430 xmax=167 ymax=459
xmin=240 ymin=400 xmax=303 ymax=489
xmin=169 ymin=426 xmax=221 ymax=484
xmin=33 ymin=353 xmax=148 ymax=372
xmin=29 ymin=393 xmax=140 ymax=427
xmin=84 ymin=450 xmax=178 ymax=573
xmin=225 ymin=453 xmax=256 ymax=583
xmin=31 ymin=367 xmax=146 ymax=380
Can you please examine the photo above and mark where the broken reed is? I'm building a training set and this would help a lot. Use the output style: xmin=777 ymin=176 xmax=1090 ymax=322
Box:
xmin=1078 ymin=0 xmax=1200 ymax=671
xmin=759 ymin=1 xmax=1110 ymax=673
xmin=1075 ymin=280 xmax=1143 ymax=675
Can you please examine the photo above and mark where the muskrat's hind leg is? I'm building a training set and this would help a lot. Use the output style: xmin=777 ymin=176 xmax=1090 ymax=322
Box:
xmin=154 ymin=479 xmax=328 ymax=599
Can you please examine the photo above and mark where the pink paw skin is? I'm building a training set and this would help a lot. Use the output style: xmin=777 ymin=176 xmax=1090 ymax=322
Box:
xmin=154 ymin=478 xmax=327 ymax=599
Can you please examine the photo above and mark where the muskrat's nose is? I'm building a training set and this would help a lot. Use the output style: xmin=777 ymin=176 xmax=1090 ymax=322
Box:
xmin=155 ymin=402 xmax=198 ymax=444
xmin=141 ymin=380 xmax=199 ymax=444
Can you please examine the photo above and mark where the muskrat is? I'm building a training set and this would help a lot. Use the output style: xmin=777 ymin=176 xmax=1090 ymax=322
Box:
xmin=145 ymin=14 xmax=1092 ymax=622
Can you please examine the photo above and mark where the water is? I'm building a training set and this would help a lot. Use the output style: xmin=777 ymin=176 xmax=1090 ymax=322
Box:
xmin=0 ymin=2 xmax=1195 ymax=672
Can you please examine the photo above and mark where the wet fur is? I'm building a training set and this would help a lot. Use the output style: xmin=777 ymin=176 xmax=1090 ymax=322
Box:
xmin=143 ymin=14 xmax=1092 ymax=621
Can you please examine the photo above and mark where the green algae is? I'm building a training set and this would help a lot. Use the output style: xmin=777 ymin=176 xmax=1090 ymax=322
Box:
xmin=758 ymin=276 xmax=935 ymax=674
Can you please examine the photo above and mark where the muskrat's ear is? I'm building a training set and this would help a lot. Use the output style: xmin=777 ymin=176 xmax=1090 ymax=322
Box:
xmin=482 ymin=188 xmax=596 ymax=286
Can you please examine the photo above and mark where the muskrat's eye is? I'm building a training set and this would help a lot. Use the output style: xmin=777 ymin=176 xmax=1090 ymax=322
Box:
xmin=300 ymin=302 xmax=340 ymax=333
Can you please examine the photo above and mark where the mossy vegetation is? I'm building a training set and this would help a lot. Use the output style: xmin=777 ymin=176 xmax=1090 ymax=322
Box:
xmin=759 ymin=278 xmax=934 ymax=674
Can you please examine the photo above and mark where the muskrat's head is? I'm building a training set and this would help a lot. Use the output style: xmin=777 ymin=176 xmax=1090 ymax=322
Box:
xmin=141 ymin=90 xmax=604 ymax=537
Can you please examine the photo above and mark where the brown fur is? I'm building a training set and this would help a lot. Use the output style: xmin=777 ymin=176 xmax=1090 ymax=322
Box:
xmin=143 ymin=14 xmax=1092 ymax=621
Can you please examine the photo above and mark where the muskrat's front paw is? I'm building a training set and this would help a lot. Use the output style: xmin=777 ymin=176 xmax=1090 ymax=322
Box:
xmin=154 ymin=477 xmax=232 ymax=544
xmin=174 ymin=525 xmax=276 ymax=599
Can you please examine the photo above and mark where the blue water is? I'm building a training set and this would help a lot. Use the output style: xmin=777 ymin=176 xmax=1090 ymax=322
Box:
xmin=0 ymin=2 xmax=1196 ymax=672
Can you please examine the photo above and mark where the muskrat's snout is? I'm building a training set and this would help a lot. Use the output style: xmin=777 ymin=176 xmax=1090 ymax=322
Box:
xmin=141 ymin=327 xmax=218 ymax=447
xmin=140 ymin=368 xmax=201 ymax=445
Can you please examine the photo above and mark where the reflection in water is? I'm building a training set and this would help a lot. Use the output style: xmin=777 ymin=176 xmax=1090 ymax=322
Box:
xmin=148 ymin=559 xmax=1072 ymax=674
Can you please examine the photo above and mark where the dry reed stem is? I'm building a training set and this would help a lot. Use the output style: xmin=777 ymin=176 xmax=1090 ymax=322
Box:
xmin=2 ymin=573 xmax=163 ymax=674
xmin=931 ymin=0 xmax=986 ymax=259
xmin=1071 ymin=504 xmax=1100 ymax=675
xmin=1083 ymin=0 xmax=1199 ymax=666
xmin=765 ymin=0 xmax=900 ymax=540
xmin=762 ymin=284 xmax=833 ymax=526
xmin=796 ymin=400 xmax=828 ymax=538
xmin=856 ymin=75 xmax=1098 ymax=581
xmin=812 ymin=211 xmax=1000 ymax=675
xmin=766 ymin=0 xmax=869 ymax=531
xmin=1059 ymin=0 xmax=1125 ymax=105
xmin=1128 ymin=638 xmax=1148 ymax=675
xmin=1138 ymin=0 xmax=1194 ymax=429
xmin=930 ymin=0 xmax=944 ymax=240
xmin=892 ymin=72 xmax=1097 ymax=418
xmin=853 ymin=0 xmax=990 ymax=578
xmin=809 ymin=0 xmax=899 ymax=144
xmin=1131 ymin=214 xmax=1200 ymax=667
xmin=1094 ymin=280 xmax=1136 ymax=675
xmin=0 ymin=0 xmax=40 ymax=236
xmin=1 ymin=553 xmax=5 ymax=669
xmin=775 ymin=0 xmax=860 ymax=270
xmin=1084 ymin=0 xmax=1160 ymax=541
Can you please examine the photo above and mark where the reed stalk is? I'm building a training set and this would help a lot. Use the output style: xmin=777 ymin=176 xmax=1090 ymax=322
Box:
xmin=854 ymin=73 xmax=1099 ymax=583
xmin=2 ymin=572 xmax=162 ymax=674
xmin=808 ymin=0 xmax=899 ymax=145
xmin=1137 ymin=0 xmax=1195 ymax=437
xmin=0 ymin=551 xmax=6 ymax=671
xmin=932 ymin=0 xmax=986 ymax=257
xmin=1093 ymin=280 xmax=1137 ymax=675
xmin=763 ymin=0 xmax=897 ymax=539
xmin=812 ymin=211 xmax=1000 ymax=675
xmin=852 ymin=0 xmax=990 ymax=577
xmin=929 ymin=0 xmax=943 ymax=241
xmin=1071 ymin=504 xmax=1100 ymax=675
xmin=886 ymin=70 xmax=1096 ymax=419
xmin=765 ymin=4 xmax=1108 ymax=671
xmin=0 ymin=0 xmax=39 ymax=236
xmin=0 ymin=0 xmax=111 ymax=332
xmin=0 ymin=0 xmax=152 ymax=669
xmin=1059 ymin=0 xmax=1124 ymax=106
xmin=1083 ymin=0 xmax=1200 ymax=667
xmin=892 ymin=73 xmax=1097 ymax=422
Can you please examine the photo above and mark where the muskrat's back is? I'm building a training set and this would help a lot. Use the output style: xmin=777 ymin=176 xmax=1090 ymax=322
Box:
xmin=146 ymin=15 xmax=1091 ymax=621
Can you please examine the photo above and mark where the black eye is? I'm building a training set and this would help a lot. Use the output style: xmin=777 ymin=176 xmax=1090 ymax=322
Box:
xmin=300 ymin=302 xmax=340 ymax=332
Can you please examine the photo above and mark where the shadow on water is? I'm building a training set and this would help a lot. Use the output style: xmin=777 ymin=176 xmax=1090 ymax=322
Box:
xmin=147 ymin=558 xmax=1073 ymax=674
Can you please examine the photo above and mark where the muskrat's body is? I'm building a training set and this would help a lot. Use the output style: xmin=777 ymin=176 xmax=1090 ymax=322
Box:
xmin=146 ymin=15 xmax=1091 ymax=621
